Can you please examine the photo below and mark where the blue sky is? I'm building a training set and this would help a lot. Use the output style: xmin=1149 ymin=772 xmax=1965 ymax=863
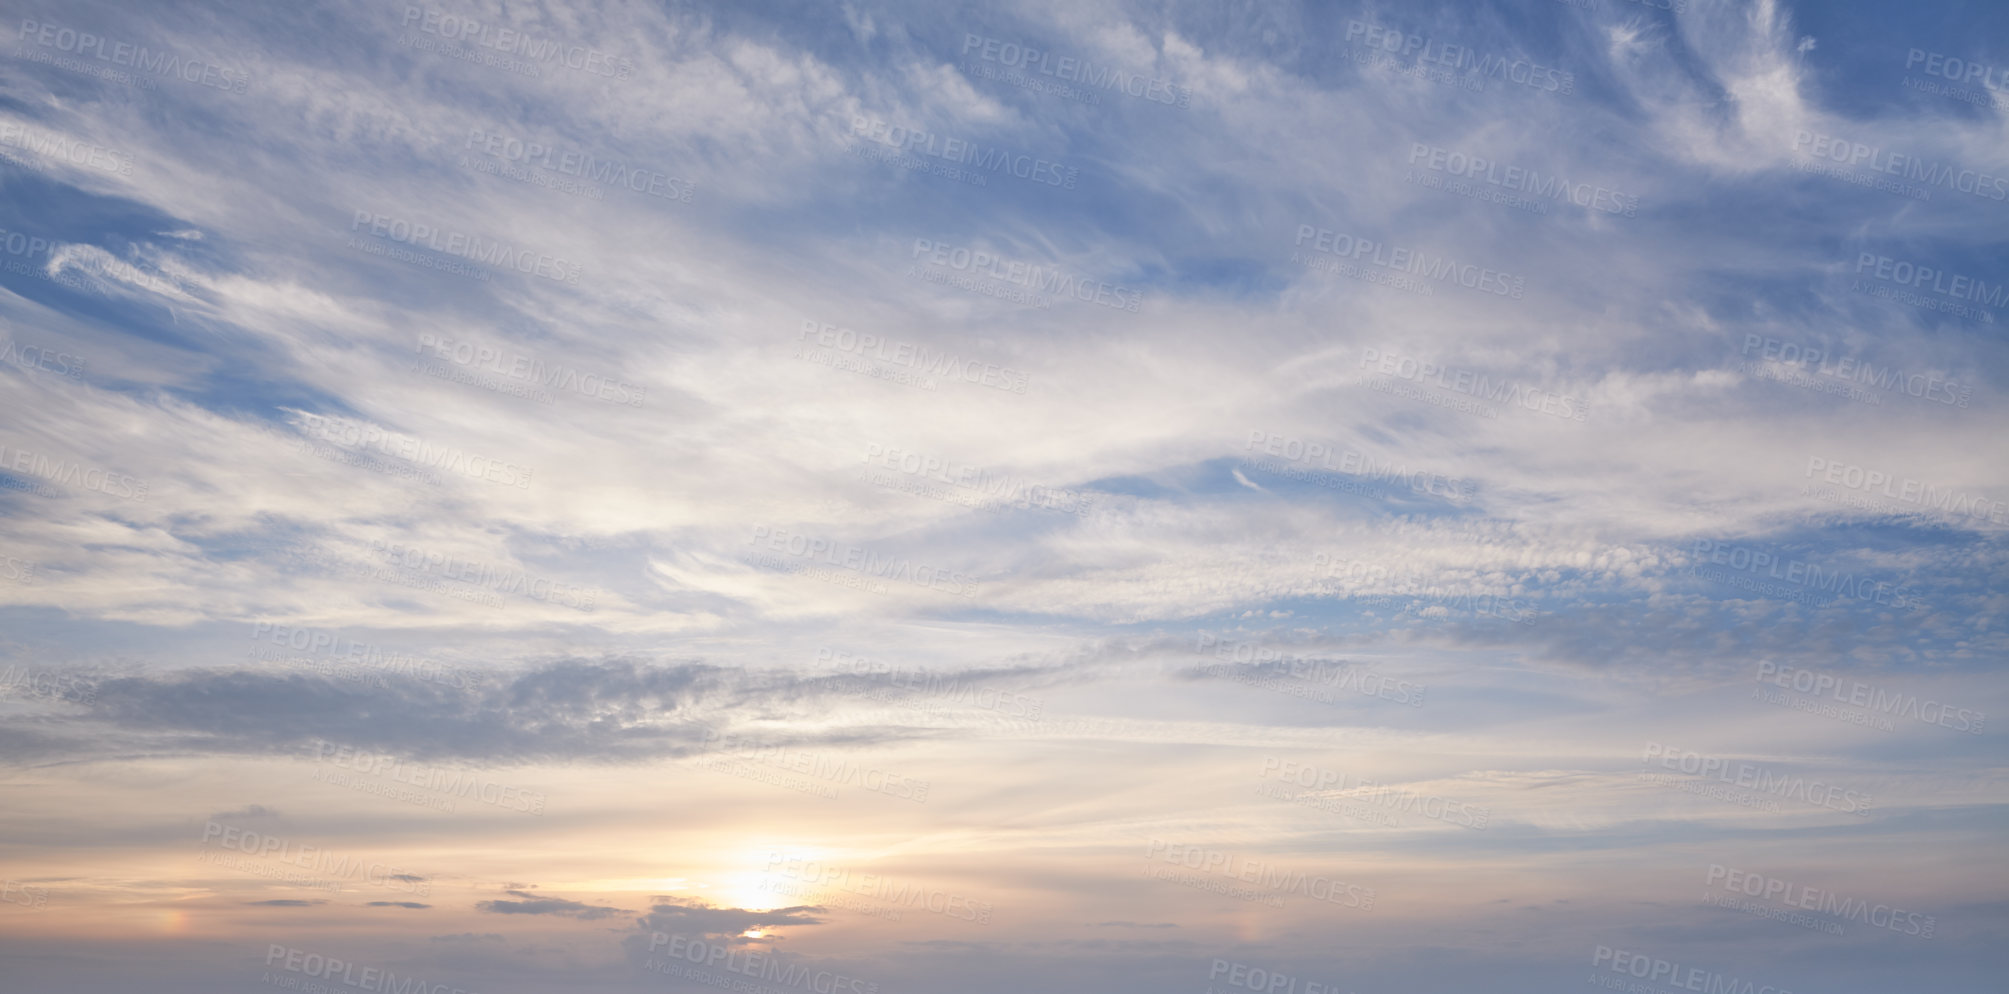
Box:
xmin=0 ymin=0 xmax=2004 ymax=992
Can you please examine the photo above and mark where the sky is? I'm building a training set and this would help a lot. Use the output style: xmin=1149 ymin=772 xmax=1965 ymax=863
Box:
xmin=0 ymin=0 xmax=2004 ymax=991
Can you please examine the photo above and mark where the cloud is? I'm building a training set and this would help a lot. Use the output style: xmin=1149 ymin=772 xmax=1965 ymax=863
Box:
xmin=634 ymin=898 xmax=827 ymax=938
xmin=476 ymin=890 xmax=629 ymax=920
xmin=7 ymin=660 xmax=721 ymax=764
xmin=2 ymin=651 xmax=1099 ymax=765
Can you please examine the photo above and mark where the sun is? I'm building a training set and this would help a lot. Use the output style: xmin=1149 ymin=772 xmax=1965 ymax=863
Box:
xmin=714 ymin=844 xmax=832 ymax=911
xmin=714 ymin=869 xmax=793 ymax=911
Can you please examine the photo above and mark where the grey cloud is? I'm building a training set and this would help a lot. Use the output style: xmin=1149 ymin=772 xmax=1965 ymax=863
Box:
xmin=2 ymin=654 xmax=1084 ymax=766
xmin=635 ymin=897 xmax=827 ymax=937
xmin=477 ymin=889 xmax=628 ymax=920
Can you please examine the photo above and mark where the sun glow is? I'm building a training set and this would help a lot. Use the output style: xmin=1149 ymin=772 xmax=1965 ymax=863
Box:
xmin=713 ymin=872 xmax=783 ymax=912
